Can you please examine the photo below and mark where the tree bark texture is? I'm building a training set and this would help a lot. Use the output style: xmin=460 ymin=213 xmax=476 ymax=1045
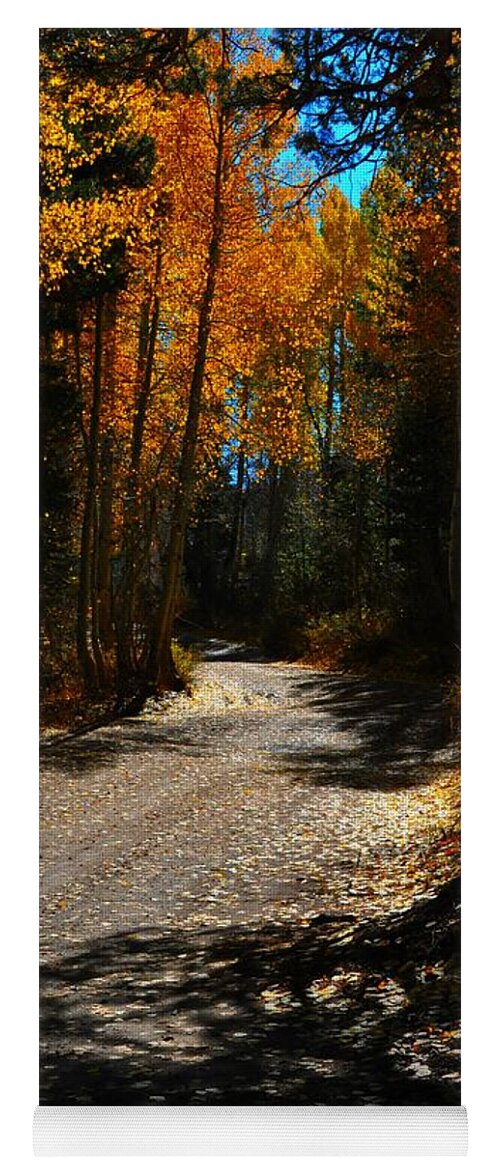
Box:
xmin=115 ymin=262 xmax=161 ymax=689
xmin=76 ymin=295 xmax=105 ymax=692
xmin=148 ymin=48 xmax=227 ymax=690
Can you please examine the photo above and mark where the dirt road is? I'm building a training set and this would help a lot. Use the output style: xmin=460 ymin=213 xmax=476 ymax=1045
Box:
xmin=40 ymin=644 xmax=460 ymax=1105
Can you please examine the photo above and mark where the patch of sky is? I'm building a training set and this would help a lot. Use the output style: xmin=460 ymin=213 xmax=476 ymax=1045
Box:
xmin=334 ymin=158 xmax=380 ymax=208
xmin=272 ymin=135 xmax=379 ymax=212
xmin=159 ymin=324 xmax=175 ymax=348
xmin=256 ymin=27 xmax=383 ymax=209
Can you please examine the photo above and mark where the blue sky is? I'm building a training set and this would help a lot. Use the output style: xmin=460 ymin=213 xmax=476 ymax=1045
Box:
xmin=256 ymin=27 xmax=381 ymax=209
xmin=335 ymin=159 xmax=380 ymax=208
xmin=273 ymin=140 xmax=380 ymax=211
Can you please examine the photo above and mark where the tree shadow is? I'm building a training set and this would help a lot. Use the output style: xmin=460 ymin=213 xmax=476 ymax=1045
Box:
xmin=278 ymin=675 xmax=457 ymax=791
xmin=40 ymin=672 xmax=457 ymax=791
xmin=40 ymin=641 xmax=270 ymax=776
xmin=39 ymin=718 xmax=212 ymax=776
xmin=40 ymin=879 xmax=460 ymax=1106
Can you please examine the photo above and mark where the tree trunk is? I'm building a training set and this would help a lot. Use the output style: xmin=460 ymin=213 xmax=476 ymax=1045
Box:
xmin=323 ymin=317 xmax=338 ymax=474
xmin=352 ymin=463 xmax=364 ymax=619
xmin=95 ymin=293 xmax=118 ymax=661
xmin=148 ymin=49 xmax=227 ymax=691
xmin=223 ymin=386 xmax=249 ymax=598
xmin=76 ymin=295 xmax=104 ymax=692
xmin=321 ymin=318 xmax=345 ymax=604
xmin=230 ymin=447 xmax=247 ymax=593
xmin=96 ymin=432 xmax=115 ymax=654
xmin=448 ymin=389 xmax=460 ymax=641
xmin=384 ymin=458 xmax=391 ymax=576
xmin=90 ymin=495 xmax=107 ymax=684
xmin=115 ymin=250 xmax=162 ymax=693
xmin=261 ymin=463 xmax=291 ymax=604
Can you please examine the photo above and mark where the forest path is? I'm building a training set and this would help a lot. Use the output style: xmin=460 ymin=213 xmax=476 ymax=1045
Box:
xmin=40 ymin=644 xmax=456 ymax=955
xmin=40 ymin=644 xmax=460 ymax=1105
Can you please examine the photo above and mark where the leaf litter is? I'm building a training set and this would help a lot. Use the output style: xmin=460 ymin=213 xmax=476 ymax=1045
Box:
xmin=40 ymin=655 xmax=460 ymax=1104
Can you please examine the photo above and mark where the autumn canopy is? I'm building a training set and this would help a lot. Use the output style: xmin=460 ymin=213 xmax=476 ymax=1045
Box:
xmin=40 ymin=27 xmax=460 ymax=713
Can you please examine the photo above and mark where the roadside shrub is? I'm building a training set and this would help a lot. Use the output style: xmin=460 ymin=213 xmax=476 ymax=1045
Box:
xmin=442 ymin=675 xmax=461 ymax=736
xmin=302 ymin=610 xmax=379 ymax=668
xmin=301 ymin=609 xmax=457 ymax=682
xmin=260 ymin=610 xmax=308 ymax=659
xmin=172 ymin=639 xmax=200 ymax=690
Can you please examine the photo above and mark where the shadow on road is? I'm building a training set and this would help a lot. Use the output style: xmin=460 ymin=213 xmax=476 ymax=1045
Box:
xmin=40 ymin=670 xmax=457 ymax=791
xmin=279 ymin=675 xmax=456 ymax=791
xmin=40 ymin=879 xmax=460 ymax=1106
xmin=39 ymin=720 xmax=208 ymax=775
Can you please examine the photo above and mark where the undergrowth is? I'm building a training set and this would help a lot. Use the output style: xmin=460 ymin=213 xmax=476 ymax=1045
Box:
xmin=171 ymin=639 xmax=200 ymax=692
xmin=259 ymin=607 xmax=460 ymax=693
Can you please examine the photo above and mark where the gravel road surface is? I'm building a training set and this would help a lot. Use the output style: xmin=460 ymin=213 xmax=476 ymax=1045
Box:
xmin=40 ymin=645 xmax=460 ymax=1105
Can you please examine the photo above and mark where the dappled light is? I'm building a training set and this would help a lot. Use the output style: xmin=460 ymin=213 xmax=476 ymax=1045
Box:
xmin=39 ymin=26 xmax=460 ymax=1109
xmin=40 ymin=879 xmax=460 ymax=1106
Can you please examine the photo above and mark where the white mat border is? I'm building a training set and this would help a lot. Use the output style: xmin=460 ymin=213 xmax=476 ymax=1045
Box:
xmin=34 ymin=1105 xmax=468 ymax=1156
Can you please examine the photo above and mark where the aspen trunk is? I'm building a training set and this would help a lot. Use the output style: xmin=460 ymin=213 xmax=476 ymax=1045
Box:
xmin=115 ymin=250 xmax=161 ymax=693
xmin=76 ymin=295 xmax=104 ymax=692
xmin=384 ymin=458 xmax=391 ymax=577
xmin=323 ymin=318 xmax=338 ymax=474
xmin=223 ymin=386 xmax=249 ymax=597
xmin=95 ymin=293 xmax=118 ymax=662
xmin=96 ymin=432 xmax=115 ymax=655
xmin=116 ymin=297 xmax=160 ymax=673
xmin=262 ymin=464 xmax=291 ymax=604
xmin=90 ymin=495 xmax=107 ymax=685
xmin=148 ymin=52 xmax=227 ymax=691
xmin=262 ymin=464 xmax=280 ymax=600
xmin=228 ymin=446 xmax=247 ymax=594
xmin=448 ymin=388 xmax=461 ymax=640
xmin=352 ymin=463 xmax=364 ymax=619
